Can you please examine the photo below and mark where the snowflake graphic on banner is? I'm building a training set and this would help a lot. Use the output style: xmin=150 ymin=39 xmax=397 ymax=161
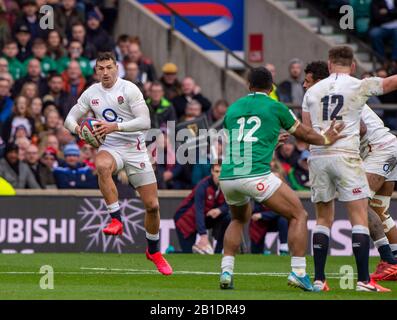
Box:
xmin=77 ymin=198 xmax=146 ymax=253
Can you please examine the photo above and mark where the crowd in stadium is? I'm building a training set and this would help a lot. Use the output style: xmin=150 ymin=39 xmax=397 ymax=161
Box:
xmin=0 ymin=0 xmax=395 ymax=195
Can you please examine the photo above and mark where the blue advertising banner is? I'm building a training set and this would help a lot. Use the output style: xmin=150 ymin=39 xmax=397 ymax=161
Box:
xmin=138 ymin=0 xmax=244 ymax=67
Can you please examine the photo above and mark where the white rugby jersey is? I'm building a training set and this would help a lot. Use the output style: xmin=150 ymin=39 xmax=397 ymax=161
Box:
xmin=302 ymin=73 xmax=383 ymax=156
xmin=360 ymin=104 xmax=397 ymax=157
xmin=76 ymin=78 xmax=148 ymax=148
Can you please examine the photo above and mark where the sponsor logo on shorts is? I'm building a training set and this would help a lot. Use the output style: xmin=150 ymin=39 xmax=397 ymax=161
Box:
xmin=352 ymin=188 xmax=362 ymax=195
xmin=118 ymin=96 xmax=124 ymax=105
xmin=256 ymin=182 xmax=268 ymax=192
xmin=91 ymin=99 xmax=99 ymax=106
xmin=140 ymin=162 xmax=146 ymax=169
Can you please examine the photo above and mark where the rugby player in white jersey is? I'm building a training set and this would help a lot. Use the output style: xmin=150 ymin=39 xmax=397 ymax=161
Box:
xmin=301 ymin=46 xmax=397 ymax=292
xmin=64 ymin=52 xmax=172 ymax=275
xmin=303 ymin=61 xmax=397 ymax=287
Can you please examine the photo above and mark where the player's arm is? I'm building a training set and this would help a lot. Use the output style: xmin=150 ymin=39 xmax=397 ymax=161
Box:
xmin=381 ymin=74 xmax=397 ymax=95
xmin=301 ymin=111 xmax=312 ymax=128
xmin=292 ymin=119 xmax=345 ymax=146
xmin=277 ymin=102 xmax=345 ymax=146
xmin=64 ymin=102 xmax=91 ymax=137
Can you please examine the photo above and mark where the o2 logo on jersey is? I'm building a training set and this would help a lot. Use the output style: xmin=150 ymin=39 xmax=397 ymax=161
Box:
xmin=102 ymin=108 xmax=124 ymax=123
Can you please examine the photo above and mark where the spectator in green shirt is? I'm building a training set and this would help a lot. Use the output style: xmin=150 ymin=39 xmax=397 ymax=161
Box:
xmin=23 ymin=38 xmax=57 ymax=76
xmin=57 ymin=40 xmax=93 ymax=79
xmin=2 ymin=40 xmax=25 ymax=80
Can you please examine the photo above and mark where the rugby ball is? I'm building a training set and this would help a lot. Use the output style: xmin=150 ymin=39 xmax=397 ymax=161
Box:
xmin=80 ymin=118 xmax=105 ymax=148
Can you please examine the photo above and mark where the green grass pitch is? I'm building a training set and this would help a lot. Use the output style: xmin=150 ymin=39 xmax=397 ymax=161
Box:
xmin=0 ymin=253 xmax=396 ymax=300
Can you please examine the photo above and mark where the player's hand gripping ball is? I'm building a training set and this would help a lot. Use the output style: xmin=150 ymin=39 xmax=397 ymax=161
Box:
xmin=80 ymin=118 xmax=105 ymax=148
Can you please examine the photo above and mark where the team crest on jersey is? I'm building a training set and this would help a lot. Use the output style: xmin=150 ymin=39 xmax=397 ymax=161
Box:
xmin=91 ymin=99 xmax=99 ymax=106
xmin=118 ymin=96 xmax=124 ymax=105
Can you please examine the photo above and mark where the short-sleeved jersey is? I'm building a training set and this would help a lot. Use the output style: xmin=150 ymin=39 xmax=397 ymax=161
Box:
xmin=76 ymin=77 xmax=147 ymax=147
xmin=302 ymin=74 xmax=383 ymax=156
xmin=360 ymin=104 xmax=396 ymax=157
xmin=220 ymin=92 xmax=297 ymax=180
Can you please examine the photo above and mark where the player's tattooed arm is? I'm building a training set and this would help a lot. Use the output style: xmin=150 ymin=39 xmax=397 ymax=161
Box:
xmin=292 ymin=119 xmax=346 ymax=146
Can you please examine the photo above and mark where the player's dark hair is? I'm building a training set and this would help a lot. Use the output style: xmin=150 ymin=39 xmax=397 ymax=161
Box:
xmin=304 ymin=61 xmax=329 ymax=81
xmin=248 ymin=67 xmax=273 ymax=91
xmin=328 ymin=46 xmax=354 ymax=66
xmin=96 ymin=52 xmax=117 ymax=65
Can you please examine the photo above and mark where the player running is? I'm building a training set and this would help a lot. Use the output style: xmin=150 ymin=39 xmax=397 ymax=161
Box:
xmin=303 ymin=61 xmax=397 ymax=286
xmin=302 ymin=46 xmax=397 ymax=292
xmin=219 ymin=67 xmax=345 ymax=292
xmin=64 ymin=52 xmax=172 ymax=275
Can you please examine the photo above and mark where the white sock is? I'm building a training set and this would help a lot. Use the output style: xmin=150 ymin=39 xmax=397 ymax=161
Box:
xmin=291 ymin=256 xmax=306 ymax=277
xmin=146 ymin=232 xmax=159 ymax=241
xmin=279 ymin=243 xmax=289 ymax=252
xmin=107 ymin=202 xmax=120 ymax=213
xmin=390 ymin=244 xmax=397 ymax=257
xmin=221 ymin=256 xmax=235 ymax=274
xmin=374 ymin=236 xmax=389 ymax=249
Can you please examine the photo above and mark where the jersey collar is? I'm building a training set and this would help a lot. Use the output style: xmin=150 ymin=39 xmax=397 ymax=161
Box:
xmin=248 ymin=92 xmax=268 ymax=96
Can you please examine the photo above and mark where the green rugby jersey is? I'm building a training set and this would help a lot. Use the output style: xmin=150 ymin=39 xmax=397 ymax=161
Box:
xmin=220 ymin=92 xmax=298 ymax=180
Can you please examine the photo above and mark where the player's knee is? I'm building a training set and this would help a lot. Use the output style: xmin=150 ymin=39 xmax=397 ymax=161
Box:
xmin=96 ymin=161 xmax=113 ymax=176
xmin=145 ymin=201 xmax=160 ymax=215
xmin=292 ymin=206 xmax=308 ymax=222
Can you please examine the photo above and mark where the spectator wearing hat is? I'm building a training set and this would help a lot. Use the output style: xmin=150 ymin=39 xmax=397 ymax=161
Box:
xmin=125 ymin=40 xmax=157 ymax=83
xmin=160 ymin=62 xmax=182 ymax=101
xmin=288 ymin=150 xmax=310 ymax=191
xmin=172 ymin=77 xmax=211 ymax=119
xmin=57 ymin=40 xmax=93 ymax=78
xmin=0 ymin=143 xmax=40 ymax=188
xmin=1 ymin=39 xmax=25 ymax=80
xmin=0 ymin=76 xmax=13 ymax=134
xmin=277 ymin=58 xmax=305 ymax=105
xmin=86 ymin=10 xmax=115 ymax=54
xmin=146 ymin=81 xmax=176 ymax=130
xmin=40 ymin=146 xmax=58 ymax=170
xmin=23 ymin=38 xmax=57 ymax=76
xmin=43 ymin=73 xmax=75 ymax=119
xmin=13 ymin=0 xmax=46 ymax=41
xmin=14 ymin=24 xmax=32 ymax=63
xmin=53 ymin=143 xmax=98 ymax=189
xmin=25 ymin=143 xmax=56 ymax=188
xmin=54 ymin=0 xmax=85 ymax=40
xmin=13 ymin=58 xmax=49 ymax=97
xmin=124 ymin=61 xmax=144 ymax=94
xmin=71 ymin=22 xmax=97 ymax=61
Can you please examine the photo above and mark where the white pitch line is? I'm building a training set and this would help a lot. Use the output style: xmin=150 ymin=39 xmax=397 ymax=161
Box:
xmin=80 ymin=267 xmax=353 ymax=279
